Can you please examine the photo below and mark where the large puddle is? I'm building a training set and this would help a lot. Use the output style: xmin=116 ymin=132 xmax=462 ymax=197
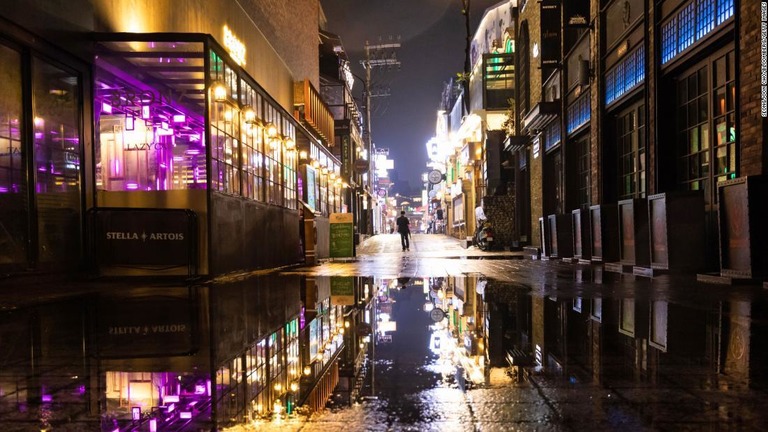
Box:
xmin=2 ymin=273 xmax=768 ymax=431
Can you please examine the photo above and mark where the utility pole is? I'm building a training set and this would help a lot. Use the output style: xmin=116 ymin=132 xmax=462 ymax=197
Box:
xmin=360 ymin=38 xmax=400 ymax=237
xmin=461 ymin=0 xmax=471 ymax=112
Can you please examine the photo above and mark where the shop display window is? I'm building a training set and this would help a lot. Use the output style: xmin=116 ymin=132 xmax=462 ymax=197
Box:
xmin=94 ymin=41 xmax=207 ymax=192
xmin=0 ymin=43 xmax=26 ymax=265
xmin=94 ymin=37 xmax=299 ymax=212
xmin=0 ymin=44 xmax=23 ymax=195
xmin=32 ymin=57 xmax=82 ymax=263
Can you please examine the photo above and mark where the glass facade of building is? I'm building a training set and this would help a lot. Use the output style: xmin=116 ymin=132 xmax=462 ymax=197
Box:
xmin=0 ymin=40 xmax=83 ymax=269
xmin=94 ymin=37 xmax=298 ymax=211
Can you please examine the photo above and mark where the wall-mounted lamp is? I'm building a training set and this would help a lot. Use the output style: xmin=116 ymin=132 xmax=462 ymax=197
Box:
xmin=578 ymin=59 xmax=593 ymax=86
xmin=311 ymin=160 xmax=320 ymax=169
xmin=299 ymin=150 xmax=308 ymax=160
xmin=242 ymin=105 xmax=256 ymax=124
xmin=284 ymin=137 xmax=295 ymax=149
xmin=265 ymin=122 xmax=277 ymax=137
xmin=269 ymin=138 xmax=280 ymax=150
xmin=211 ymin=81 xmax=227 ymax=102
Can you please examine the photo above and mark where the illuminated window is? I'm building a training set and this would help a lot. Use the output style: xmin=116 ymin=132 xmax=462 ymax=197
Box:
xmin=661 ymin=0 xmax=733 ymax=65
xmin=567 ymin=93 xmax=590 ymax=134
xmin=605 ymin=45 xmax=645 ymax=106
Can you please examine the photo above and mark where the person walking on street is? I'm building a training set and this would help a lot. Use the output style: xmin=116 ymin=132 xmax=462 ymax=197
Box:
xmin=396 ymin=211 xmax=410 ymax=251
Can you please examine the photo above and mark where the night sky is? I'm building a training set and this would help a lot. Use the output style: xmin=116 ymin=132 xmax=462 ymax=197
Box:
xmin=321 ymin=0 xmax=502 ymax=194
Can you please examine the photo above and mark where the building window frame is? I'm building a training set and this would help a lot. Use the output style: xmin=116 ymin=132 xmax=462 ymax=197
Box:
xmin=675 ymin=47 xmax=736 ymax=207
xmin=616 ymin=103 xmax=646 ymax=200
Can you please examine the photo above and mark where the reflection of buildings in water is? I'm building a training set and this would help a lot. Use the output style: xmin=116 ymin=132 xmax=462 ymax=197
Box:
xmin=486 ymin=282 xmax=768 ymax=421
xmin=423 ymin=275 xmax=487 ymax=387
xmin=331 ymin=276 xmax=374 ymax=407
xmin=0 ymin=275 xmax=376 ymax=430
xmin=374 ymin=278 xmax=400 ymax=344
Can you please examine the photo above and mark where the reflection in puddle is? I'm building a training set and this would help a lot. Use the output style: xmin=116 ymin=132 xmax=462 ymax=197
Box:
xmin=2 ymin=273 xmax=768 ymax=430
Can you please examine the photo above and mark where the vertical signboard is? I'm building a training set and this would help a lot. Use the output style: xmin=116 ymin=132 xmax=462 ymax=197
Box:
xmin=329 ymin=212 xmax=354 ymax=258
xmin=540 ymin=0 xmax=562 ymax=68
xmin=307 ymin=168 xmax=317 ymax=211
xmin=341 ymin=131 xmax=351 ymax=177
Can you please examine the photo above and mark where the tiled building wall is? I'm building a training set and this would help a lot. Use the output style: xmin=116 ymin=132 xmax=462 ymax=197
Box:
xmin=240 ymin=0 xmax=321 ymax=90
xmin=484 ymin=189 xmax=516 ymax=249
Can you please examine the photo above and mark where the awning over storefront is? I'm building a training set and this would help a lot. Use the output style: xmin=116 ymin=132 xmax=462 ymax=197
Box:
xmin=521 ymin=101 xmax=559 ymax=134
xmin=503 ymin=135 xmax=528 ymax=152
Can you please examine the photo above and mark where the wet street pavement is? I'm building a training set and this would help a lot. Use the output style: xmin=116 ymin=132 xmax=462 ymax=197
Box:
xmin=3 ymin=234 xmax=768 ymax=431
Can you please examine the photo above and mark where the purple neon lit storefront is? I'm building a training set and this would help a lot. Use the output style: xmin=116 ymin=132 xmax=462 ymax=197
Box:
xmin=92 ymin=34 xmax=301 ymax=275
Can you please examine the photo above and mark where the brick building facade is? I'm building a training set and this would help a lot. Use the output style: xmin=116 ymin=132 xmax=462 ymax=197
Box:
xmin=509 ymin=0 xmax=766 ymax=278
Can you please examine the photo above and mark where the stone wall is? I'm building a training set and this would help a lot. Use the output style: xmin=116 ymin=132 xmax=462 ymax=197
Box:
xmin=484 ymin=189 xmax=516 ymax=250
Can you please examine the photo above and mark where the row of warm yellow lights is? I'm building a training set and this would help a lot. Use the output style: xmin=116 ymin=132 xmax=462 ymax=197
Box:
xmin=212 ymin=82 xmax=296 ymax=151
xmin=301 ymin=155 xmax=349 ymax=188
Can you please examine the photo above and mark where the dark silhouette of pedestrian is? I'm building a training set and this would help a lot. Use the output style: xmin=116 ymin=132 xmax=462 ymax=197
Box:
xmin=396 ymin=211 xmax=410 ymax=251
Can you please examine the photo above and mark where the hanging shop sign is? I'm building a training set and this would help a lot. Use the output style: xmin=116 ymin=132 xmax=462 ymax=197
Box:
xmin=428 ymin=169 xmax=443 ymax=185
xmin=354 ymin=158 xmax=370 ymax=174
xmin=92 ymin=208 xmax=197 ymax=268
xmin=430 ymin=307 xmax=446 ymax=322
xmin=540 ymin=0 xmax=562 ymax=68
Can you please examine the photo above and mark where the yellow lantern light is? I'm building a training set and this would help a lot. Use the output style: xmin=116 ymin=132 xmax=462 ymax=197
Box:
xmin=211 ymin=81 xmax=227 ymax=102
xmin=265 ymin=122 xmax=277 ymax=137
xmin=242 ymin=105 xmax=256 ymax=124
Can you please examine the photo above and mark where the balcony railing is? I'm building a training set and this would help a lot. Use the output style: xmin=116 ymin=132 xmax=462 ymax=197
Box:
xmin=294 ymin=79 xmax=335 ymax=146
xmin=483 ymin=53 xmax=515 ymax=110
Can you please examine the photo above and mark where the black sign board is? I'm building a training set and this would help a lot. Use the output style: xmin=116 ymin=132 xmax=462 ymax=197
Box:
xmin=564 ymin=0 xmax=589 ymax=27
xmin=540 ymin=0 xmax=562 ymax=68
xmin=92 ymin=208 xmax=197 ymax=267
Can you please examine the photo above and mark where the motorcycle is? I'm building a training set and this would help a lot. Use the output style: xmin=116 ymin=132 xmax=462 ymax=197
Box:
xmin=474 ymin=221 xmax=494 ymax=251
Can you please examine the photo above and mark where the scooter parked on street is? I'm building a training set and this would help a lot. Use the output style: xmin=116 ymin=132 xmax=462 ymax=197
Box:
xmin=474 ymin=221 xmax=494 ymax=251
